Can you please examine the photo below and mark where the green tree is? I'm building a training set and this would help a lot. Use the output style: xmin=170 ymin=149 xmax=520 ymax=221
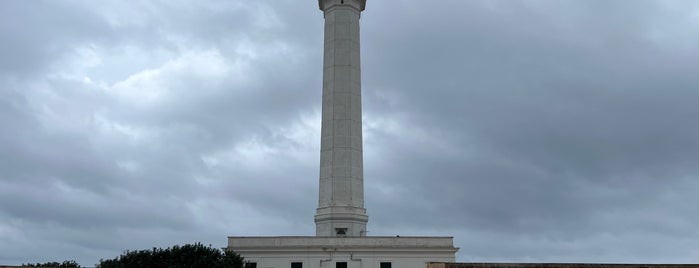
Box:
xmin=96 ymin=243 xmax=244 ymax=268
xmin=22 ymin=260 xmax=81 ymax=267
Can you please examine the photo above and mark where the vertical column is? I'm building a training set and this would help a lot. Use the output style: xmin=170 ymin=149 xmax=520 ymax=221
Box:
xmin=315 ymin=0 xmax=368 ymax=237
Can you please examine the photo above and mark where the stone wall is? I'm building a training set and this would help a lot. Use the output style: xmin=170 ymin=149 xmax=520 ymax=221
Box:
xmin=428 ymin=263 xmax=699 ymax=268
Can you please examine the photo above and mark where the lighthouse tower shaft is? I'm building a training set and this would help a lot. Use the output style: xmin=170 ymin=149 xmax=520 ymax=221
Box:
xmin=315 ymin=0 xmax=368 ymax=237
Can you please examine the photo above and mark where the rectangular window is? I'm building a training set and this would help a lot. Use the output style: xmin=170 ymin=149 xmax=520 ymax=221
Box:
xmin=380 ymin=262 xmax=392 ymax=268
xmin=336 ymin=262 xmax=347 ymax=268
xmin=245 ymin=263 xmax=257 ymax=268
xmin=291 ymin=262 xmax=303 ymax=268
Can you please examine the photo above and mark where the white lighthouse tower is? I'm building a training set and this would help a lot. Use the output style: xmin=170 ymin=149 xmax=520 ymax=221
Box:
xmin=227 ymin=1 xmax=458 ymax=267
xmin=315 ymin=0 xmax=369 ymax=238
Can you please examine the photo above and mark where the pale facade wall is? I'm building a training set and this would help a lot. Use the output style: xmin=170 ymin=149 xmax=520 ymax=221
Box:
xmin=229 ymin=236 xmax=458 ymax=268
xmin=242 ymin=251 xmax=455 ymax=268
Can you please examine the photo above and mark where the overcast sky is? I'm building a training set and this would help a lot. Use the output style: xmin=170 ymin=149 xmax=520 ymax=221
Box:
xmin=2 ymin=0 xmax=699 ymax=266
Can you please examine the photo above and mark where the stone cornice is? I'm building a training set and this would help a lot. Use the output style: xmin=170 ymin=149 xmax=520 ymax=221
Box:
xmin=228 ymin=236 xmax=457 ymax=250
xmin=319 ymin=0 xmax=366 ymax=12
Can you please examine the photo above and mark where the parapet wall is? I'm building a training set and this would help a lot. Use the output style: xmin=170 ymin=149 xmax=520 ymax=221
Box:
xmin=229 ymin=236 xmax=457 ymax=250
xmin=428 ymin=263 xmax=699 ymax=268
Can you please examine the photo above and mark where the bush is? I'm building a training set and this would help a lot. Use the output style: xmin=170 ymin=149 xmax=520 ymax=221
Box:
xmin=22 ymin=260 xmax=81 ymax=267
xmin=96 ymin=243 xmax=244 ymax=268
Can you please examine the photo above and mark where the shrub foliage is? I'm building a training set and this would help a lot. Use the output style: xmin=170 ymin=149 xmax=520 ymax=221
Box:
xmin=96 ymin=243 xmax=244 ymax=268
xmin=22 ymin=260 xmax=81 ymax=267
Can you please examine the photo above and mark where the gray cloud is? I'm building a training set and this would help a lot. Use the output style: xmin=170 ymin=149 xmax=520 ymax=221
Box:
xmin=360 ymin=0 xmax=699 ymax=263
xmin=1 ymin=0 xmax=699 ymax=266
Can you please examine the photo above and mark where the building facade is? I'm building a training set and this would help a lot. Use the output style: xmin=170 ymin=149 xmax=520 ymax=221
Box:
xmin=229 ymin=237 xmax=457 ymax=268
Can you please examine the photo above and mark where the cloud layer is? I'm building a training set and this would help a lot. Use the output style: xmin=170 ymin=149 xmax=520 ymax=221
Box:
xmin=1 ymin=0 xmax=699 ymax=265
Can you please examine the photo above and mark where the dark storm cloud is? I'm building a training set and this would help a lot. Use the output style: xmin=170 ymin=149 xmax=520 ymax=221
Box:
xmin=1 ymin=0 xmax=698 ymax=266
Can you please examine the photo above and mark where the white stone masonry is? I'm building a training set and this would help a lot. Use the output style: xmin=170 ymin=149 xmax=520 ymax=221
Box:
xmin=315 ymin=0 xmax=369 ymax=237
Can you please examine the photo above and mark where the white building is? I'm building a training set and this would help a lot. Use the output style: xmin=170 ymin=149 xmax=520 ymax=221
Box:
xmin=228 ymin=237 xmax=457 ymax=268
xmin=227 ymin=1 xmax=458 ymax=267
